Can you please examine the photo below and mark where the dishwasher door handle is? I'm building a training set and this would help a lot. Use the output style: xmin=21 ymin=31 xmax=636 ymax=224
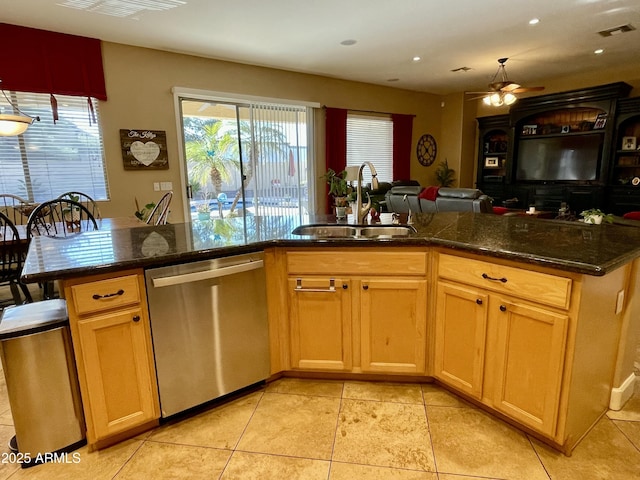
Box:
xmin=151 ymin=260 xmax=264 ymax=288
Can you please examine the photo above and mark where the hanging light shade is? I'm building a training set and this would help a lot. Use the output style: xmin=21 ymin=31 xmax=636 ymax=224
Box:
xmin=482 ymin=91 xmax=518 ymax=107
xmin=0 ymin=79 xmax=38 ymax=136
xmin=0 ymin=113 xmax=34 ymax=136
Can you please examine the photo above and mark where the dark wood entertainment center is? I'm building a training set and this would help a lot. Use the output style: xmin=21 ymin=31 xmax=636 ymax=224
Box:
xmin=476 ymin=82 xmax=640 ymax=216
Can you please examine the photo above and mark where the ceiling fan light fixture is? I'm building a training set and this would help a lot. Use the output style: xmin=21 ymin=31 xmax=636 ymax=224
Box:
xmin=503 ymin=92 xmax=517 ymax=105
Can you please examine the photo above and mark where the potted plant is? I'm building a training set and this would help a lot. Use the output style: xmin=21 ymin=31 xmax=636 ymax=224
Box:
xmin=322 ymin=168 xmax=351 ymax=216
xmin=580 ymin=208 xmax=613 ymax=225
xmin=134 ymin=198 xmax=156 ymax=222
xmin=435 ymin=159 xmax=456 ymax=187
xmin=196 ymin=191 xmax=212 ymax=221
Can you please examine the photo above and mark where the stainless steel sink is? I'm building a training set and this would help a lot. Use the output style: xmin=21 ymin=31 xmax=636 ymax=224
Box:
xmin=291 ymin=224 xmax=416 ymax=238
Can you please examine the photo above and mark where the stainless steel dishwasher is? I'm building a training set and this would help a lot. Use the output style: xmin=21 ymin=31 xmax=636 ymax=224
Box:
xmin=144 ymin=251 xmax=270 ymax=417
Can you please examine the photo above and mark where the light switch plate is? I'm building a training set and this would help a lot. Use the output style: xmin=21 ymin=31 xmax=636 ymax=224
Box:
xmin=160 ymin=182 xmax=173 ymax=191
xmin=153 ymin=182 xmax=160 ymax=191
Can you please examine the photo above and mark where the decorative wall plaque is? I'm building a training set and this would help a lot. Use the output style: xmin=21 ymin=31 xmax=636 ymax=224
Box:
xmin=120 ymin=129 xmax=169 ymax=170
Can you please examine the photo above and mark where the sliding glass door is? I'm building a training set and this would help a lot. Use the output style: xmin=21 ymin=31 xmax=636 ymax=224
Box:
xmin=179 ymin=98 xmax=313 ymax=222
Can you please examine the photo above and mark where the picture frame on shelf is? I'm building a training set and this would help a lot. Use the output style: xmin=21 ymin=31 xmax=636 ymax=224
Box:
xmin=522 ymin=125 xmax=537 ymax=135
xmin=593 ymin=113 xmax=607 ymax=129
xmin=622 ymin=136 xmax=637 ymax=151
xmin=484 ymin=157 xmax=500 ymax=168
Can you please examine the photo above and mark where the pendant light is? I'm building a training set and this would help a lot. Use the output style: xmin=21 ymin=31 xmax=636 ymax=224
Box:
xmin=0 ymin=80 xmax=39 ymax=136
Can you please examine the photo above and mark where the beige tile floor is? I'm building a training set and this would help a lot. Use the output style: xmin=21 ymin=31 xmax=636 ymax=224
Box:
xmin=0 ymin=375 xmax=639 ymax=480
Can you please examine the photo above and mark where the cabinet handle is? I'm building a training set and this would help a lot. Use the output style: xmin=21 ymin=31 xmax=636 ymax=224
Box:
xmin=476 ymin=298 xmax=483 ymax=305
xmin=482 ymin=273 xmax=508 ymax=283
xmin=342 ymin=284 xmax=348 ymax=289
xmin=132 ymin=315 xmax=140 ymax=322
xmin=500 ymin=305 xmax=507 ymax=312
xmin=92 ymin=289 xmax=124 ymax=300
xmin=362 ymin=285 xmax=369 ymax=290
xmin=294 ymin=278 xmax=337 ymax=293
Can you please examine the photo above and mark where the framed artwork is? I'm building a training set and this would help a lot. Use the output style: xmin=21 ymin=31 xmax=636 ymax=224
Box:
xmin=622 ymin=136 xmax=637 ymax=151
xmin=484 ymin=157 xmax=500 ymax=168
xmin=593 ymin=113 xmax=607 ymax=129
xmin=121 ymin=129 xmax=169 ymax=170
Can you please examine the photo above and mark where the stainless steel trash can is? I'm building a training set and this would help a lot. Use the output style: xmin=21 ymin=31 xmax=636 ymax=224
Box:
xmin=0 ymin=299 xmax=86 ymax=468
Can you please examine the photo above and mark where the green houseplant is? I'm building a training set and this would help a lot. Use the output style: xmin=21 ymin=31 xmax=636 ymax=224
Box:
xmin=322 ymin=168 xmax=352 ymax=214
xmin=435 ymin=159 xmax=456 ymax=187
xmin=580 ymin=208 xmax=613 ymax=224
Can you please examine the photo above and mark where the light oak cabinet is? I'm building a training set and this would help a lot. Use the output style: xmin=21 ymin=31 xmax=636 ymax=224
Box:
xmin=360 ymin=278 xmax=426 ymax=373
xmin=434 ymin=282 xmax=488 ymax=398
xmin=432 ymin=249 xmax=629 ymax=452
xmin=62 ymin=269 xmax=160 ymax=449
xmin=289 ymin=276 xmax=352 ymax=371
xmin=435 ymin=279 xmax=568 ymax=436
xmin=284 ymin=248 xmax=428 ymax=375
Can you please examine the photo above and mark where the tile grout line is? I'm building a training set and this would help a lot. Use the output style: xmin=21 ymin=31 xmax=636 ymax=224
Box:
xmin=326 ymin=381 xmax=345 ymax=480
xmin=422 ymin=385 xmax=440 ymax=477
xmin=216 ymin=387 xmax=267 ymax=479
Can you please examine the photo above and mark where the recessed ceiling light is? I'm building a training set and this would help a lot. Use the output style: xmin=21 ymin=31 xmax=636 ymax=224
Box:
xmin=529 ymin=18 xmax=540 ymax=25
xmin=412 ymin=56 xmax=421 ymax=62
xmin=594 ymin=48 xmax=604 ymax=54
xmin=340 ymin=39 xmax=357 ymax=46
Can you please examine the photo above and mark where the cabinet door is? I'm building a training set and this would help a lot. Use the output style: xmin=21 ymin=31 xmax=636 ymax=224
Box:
xmin=76 ymin=307 xmax=159 ymax=441
xmin=492 ymin=299 xmax=568 ymax=436
xmin=360 ymin=278 xmax=427 ymax=374
xmin=289 ymin=277 xmax=352 ymax=371
xmin=434 ymin=281 xmax=488 ymax=399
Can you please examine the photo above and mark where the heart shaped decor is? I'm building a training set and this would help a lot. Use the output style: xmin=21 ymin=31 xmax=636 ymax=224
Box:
xmin=130 ymin=141 xmax=160 ymax=166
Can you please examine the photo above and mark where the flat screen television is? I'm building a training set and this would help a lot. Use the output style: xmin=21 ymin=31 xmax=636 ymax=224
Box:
xmin=516 ymin=134 xmax=603 ymax=182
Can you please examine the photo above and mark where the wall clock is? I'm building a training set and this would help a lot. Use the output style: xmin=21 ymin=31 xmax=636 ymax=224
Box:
xmin=417 ymin=134 xmax=437 ymax=166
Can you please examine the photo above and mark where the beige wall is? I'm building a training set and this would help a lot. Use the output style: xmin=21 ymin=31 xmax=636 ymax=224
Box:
xmin=98 ymin=42 xmax=441 ymax=221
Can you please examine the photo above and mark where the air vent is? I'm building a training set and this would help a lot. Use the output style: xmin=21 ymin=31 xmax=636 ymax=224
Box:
xmin=451 ymin=67 xmax=472 ymax=72
xmin=598 ymin=24 xmax=636 ymax=37
xmin=59 ymin=0 xmax=186 ymax=17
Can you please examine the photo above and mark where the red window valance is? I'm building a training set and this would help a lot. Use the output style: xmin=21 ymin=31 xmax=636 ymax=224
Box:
xmin=0 ymin=23 xmax=107 ymax=101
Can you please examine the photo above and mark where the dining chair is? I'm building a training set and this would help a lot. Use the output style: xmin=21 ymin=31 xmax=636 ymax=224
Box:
xmin=0 ymin=211 xmax=33 ymax=306
xmin=26 ymin=199 xmax=98 ymax=239
xmin=58 ymin=191 xmax=102 ymax=220
xmin=146 ymin=191 xmax=173 ymax=226
xmin=0 ymin=193 xmax=35 ymax=225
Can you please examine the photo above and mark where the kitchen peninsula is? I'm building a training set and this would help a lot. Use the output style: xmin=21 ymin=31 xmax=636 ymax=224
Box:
xmin=20 ymin=213 xmax=640 ymax=454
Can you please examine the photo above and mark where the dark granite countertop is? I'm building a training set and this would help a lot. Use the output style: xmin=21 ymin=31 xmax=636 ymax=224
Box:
xmin=21 ymin=212 xmax=640 ymax=283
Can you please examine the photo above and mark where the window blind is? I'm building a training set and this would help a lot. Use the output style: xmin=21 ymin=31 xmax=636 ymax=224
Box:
xmin=346 ymin=115 xmax=393 ymax=185
xmin=0 ymin=92 xmax=109 ymax=202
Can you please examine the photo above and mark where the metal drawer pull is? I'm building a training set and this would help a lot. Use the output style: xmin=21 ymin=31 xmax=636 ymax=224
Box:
xmin=132 ymin=315 xmax=140 ymax=322
xmin=295 ymin=278 xmax=336 ymax=293
xmin=92 ymin=289 xmax=125 ymax=300
xmin=482 ymin=273 xmax=508 ymax=283
xmin=500 ymin=305 xmax=507 ymax=312
xmin=476 ymin=298 xmax=483 ymax=305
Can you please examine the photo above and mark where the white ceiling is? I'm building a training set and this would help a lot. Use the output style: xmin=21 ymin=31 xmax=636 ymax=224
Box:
xmin=2 ymin=0 xmax=640 ymax=95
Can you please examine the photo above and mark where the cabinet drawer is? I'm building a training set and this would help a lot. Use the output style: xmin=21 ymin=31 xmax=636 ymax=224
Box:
xmin=71 ymin=275 xmax=141 ymax=315
xmin=437 ymin=253 xmax=571 ymax=309
xmin=287 ymin=250 xmax=427 ymax=275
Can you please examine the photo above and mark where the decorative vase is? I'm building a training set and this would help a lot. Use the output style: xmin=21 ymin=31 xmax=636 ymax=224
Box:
xmin=584 ymin=214 xmax=603 ymax=225
xmin=335 ymin=206 xmax=347 ymax=219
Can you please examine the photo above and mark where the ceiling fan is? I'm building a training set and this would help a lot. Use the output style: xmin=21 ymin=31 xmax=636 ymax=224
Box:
xmin=466 ymin=58 xmax=544 ymax=106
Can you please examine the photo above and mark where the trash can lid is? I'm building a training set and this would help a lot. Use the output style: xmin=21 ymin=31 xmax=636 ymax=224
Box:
xmin=0 ymin=299 xmax=68 ymax=339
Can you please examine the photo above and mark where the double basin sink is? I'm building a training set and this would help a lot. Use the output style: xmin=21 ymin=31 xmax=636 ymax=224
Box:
xmin=291 ymin=224 xmax=416 ymax=239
